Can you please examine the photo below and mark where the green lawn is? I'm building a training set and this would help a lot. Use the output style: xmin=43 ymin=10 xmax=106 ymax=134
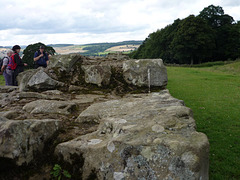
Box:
xmin=0 ymin=75 xmax=4 ymax=86
xmin=167 ymin=66 xmax=240 ymax=179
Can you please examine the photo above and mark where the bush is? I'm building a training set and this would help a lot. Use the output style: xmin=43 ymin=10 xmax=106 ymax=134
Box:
xmin=22 ymin=42 xmax=55 ymax=69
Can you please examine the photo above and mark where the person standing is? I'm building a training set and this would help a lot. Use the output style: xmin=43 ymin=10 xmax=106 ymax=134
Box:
xmin=1 ymin=50 xmax=13 ymax=85
xmin=33 ymin=46 xmax=49 ymax=68
xmin=9 ymin=45 xmax=27 ymax=86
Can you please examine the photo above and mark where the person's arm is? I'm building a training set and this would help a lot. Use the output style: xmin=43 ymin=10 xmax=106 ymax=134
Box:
xmin=1 ymin=58 xmax=8 ymax=72
xmin=1 ymin=65 xmax=7 ymax=72
xmin=34 ymin=52 xmax=43 ymax=61
xmin=46 ymin=53 xmax=49 ymax=65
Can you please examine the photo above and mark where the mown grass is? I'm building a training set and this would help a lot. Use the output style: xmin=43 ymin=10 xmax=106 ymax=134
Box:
xmin=167 ymin=64 xmax=240 ymax=179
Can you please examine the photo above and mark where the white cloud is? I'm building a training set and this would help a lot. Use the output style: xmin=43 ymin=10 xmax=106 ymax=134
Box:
xmin=0 ymin=0 xmax=239 ymax=46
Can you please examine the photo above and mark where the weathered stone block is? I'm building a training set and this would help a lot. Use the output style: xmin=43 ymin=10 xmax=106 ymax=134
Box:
xmin=23 ymin=100 xmax=77 ymax=115
xmin=18 ymin=68 xmax=64 ymax=91
xmin=81 ymin=65 xmax=112 ymax=87
xmin=56 ymin=90 xmax=209 ymax=180
xmin=123 ymin=59 xmax=168 ymax=87
xmin=0 ymin=119 xmax=62 ymax=166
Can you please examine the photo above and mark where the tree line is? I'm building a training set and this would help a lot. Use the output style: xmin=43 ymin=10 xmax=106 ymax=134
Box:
xmin=130 ymin=5 xmax=240 ymax=65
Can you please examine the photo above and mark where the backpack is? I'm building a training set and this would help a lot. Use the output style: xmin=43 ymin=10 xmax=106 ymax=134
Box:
xmin=0 ymin=58 xmax=3 ymax=69
xmin=8 ymin=53 xmax=18 ymax=70
xmin=0 ymin=56 xmax=8 ymax=69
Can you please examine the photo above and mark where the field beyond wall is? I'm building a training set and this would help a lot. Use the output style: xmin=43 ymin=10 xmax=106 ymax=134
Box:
xmin=167 ymin=61 xmax=240 ymax=179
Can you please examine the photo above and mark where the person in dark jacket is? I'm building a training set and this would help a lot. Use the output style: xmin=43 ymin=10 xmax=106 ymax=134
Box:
xmin=33 ymin=46 xmax=49 ymax=68
xmin=11 ymin=45 xmax=27 ymax=86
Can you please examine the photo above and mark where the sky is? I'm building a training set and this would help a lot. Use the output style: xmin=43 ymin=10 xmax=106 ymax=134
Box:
xmin=0 ymin=0 xmax=240 ymax=46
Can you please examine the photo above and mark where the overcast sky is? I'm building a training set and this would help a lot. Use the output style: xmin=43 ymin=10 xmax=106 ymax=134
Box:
xmin=0 ymin=0 xmax=239 ymax=46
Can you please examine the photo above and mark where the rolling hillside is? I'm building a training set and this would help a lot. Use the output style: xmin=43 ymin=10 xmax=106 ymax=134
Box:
xmin=51 ymin=41 xmax=142 ymax=56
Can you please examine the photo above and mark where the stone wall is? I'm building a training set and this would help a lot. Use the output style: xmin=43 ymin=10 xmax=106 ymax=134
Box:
xmin=0 ymin=54 xmax=209 ymax=180
xmin=17 ymin=54 xmax=168 ymax=93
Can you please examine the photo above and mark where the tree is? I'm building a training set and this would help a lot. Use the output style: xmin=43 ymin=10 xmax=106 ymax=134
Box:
xmin=171 ymin=15 xmax=215 ymax=65
xmin=237 ymin=21 xmax=240 ymax=31
xmin=130 ymin=4 xmax=240 ymax=64
xmin=216 ymin=24 xmax=240 ymax=60
xmin=199 ymin=5 xmax=225 ymax=27
xmin=22 ymin=42 xmax=55 ymax=69
xmin=130 ymin=19 xmax=181 ymax=63
xmin=198 ymin=5 xmax=239 ymax=60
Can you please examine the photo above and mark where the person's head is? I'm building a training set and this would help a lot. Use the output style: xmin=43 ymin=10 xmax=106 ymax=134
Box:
xmin=7 ymin=50 xmax=13 ymax=57
xmin=12 ymin=45 xmax=21 ymax=53
xmin=39 ymin=45 xmax=45 ymax=53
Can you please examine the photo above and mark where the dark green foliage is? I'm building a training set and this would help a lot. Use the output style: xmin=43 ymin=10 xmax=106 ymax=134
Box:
xmin=199 ymin=5 xmax=239 ymax=61
xmin=82 ymin=44 xmax=111 ymax=55
xmin=131 ymin=5 xmax=240 ymax=64
xmin=215 ymin=23 xmax=240 ymax=60
xmin=171 ymin=15 xmax=215 ymax=65
xmin=237 ymin=21 xmax=240 ymax=31
xmin=22 ymin=42 xmax=56 ymax=69
xmin=51 ymin=164 xmax=71 ymax=180
xmin=198 ymin=5 xmax=225 ymax=27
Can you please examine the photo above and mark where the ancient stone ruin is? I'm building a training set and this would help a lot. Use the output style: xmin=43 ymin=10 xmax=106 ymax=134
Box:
xmin=0 ymin=54 xmax=209 ymax=179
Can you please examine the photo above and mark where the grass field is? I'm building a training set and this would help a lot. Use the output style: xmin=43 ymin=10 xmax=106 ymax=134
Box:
xmin=54 ymin=45 xmax=87 ymax=54
xmin=167 ymin=63 xmax=240 ymax=179
xmin=0 ymin=75 xmax=4 ymax=85
xmin=105 ymin=45 xmax=140 ymax=52
xmin=0 ymin=61 xmax=239 ymax=179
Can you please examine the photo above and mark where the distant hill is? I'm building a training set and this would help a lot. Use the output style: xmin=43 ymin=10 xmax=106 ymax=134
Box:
xmin=82 ymin=40 xmax=142 ymax=46
xmin=47 ymin=44 xmax=74 ymax=47
xmin=53 ymin=40 xmax=143 ymax=56
xmin=80 ymin=40 xmax=143 ymax=56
